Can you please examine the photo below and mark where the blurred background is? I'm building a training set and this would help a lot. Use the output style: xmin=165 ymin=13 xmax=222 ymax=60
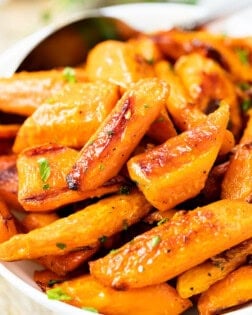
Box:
xmin=0 ymin=0 xmax=199 ymax=53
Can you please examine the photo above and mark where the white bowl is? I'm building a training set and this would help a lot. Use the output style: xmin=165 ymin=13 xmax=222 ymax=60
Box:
xmin=0 ymin=3 xmax=252 ymax=315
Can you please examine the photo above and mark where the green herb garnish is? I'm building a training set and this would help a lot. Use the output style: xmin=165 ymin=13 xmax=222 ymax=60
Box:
xmin=235 ymin=48 xmax=249 ymax=65
xmin=155 ymin=116 xmax=165 ymax=123
xmin=82 ymin=307 xmax=98 ymax=313
xmin=98 ymin=235 xmax=107 ymax=243
xmin=119 ymin=185 xmax=130 ymax=195
xmin=98 ymin=164 xmax=105 ymax=171
xmin=87 ymin=140 xmax=94 ymax=146
xmin=151 ymin=235 xmax=161 ymax=248
xmin=56 ymin=242 xmax=66 ymax=250
xmin=109 ymin=249 xmax=118 ymax=254
xmin=106 ymin=130 xmax=114 ymax=136
xmin=145 ymin=58 xmax=154 ymax=65
xmin=46 ymin=288 xmax=72 ymax=301
xmin=157 ymin=218 xmax=168 ymax=226
xmin=37 ymin=157 xmax=51 ymax=183
xmin=241 ymin=99 xmax=252 ymax=112
xmin=63 ymin=67 xmax=76 ymax=83
xmin=43 ymin=183 xmax=50 ymax=190
xmin=122 ymin=219 xmax=128 ymax=231
xmin=238 ymin=82 xmax=251 ymax=91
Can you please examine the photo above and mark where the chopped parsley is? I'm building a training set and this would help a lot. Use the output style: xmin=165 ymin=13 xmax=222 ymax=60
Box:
xmin=46 ymin=287 xmax=72 ymax=301
xmin=145 ymin=58 xmax=154 ymax=65
xmin=151 ymin=235 xmax=161 ymax=248
xmin=63 ymin=67 xmax=76 ymax=83
xmin=119 ymin=185 xmax=130 ymax=195
xmin=235 ymin=48 xmax=249 ymax=65
xmin=56 ymin=242 xmax=66 ymax=250
xmin=98 ymin=164 xmax=105 ymax=171
xmin=155 ymin=116 xmax=165 ymax=123
xmin=212 ymin=260 xmax=224 ymax=270
xmin=37 ymin=157 xmax=50 ymax=190
xmin=106 ymin=130 xmax=114 ymax=136
xmin=238 ymin=82 xmax=251 ymax=91
xmin=109 ymin=249 xmax=118 ymax=254
xmin=98 ymin=235 xmax=107 ymax=243
xmin=43 ymin=183 xmax=50 ymax=190
xmin=82 ymin=307 xmax=98 ymax=313
xmin=241 ymin=99 xmax=252 ymax=112
xmin=157 ymin=218 xmax=168 ymax=226
xmin=87 ymin=140 xmax=94 ymax=146
xmin=122 ymin=219 xmax=128 ymax=231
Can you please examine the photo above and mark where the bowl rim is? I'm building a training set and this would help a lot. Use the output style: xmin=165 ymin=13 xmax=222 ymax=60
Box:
xmin=0 ymin=2 xmax=251 ymax=315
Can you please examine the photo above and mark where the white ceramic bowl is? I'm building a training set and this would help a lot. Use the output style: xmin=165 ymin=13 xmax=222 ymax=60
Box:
xmin=0 ymin=3 xmax=252 ymax=315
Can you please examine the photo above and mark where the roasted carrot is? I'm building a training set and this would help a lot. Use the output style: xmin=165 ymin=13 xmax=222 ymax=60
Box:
xmin=66 ymin=78 xmax=169 ymax=191
xmin=13 ymin=81 xmax=119 ymax=152
xmin=177 ymin=238 xmax=252 ymax=298
xmin=198 ymin=265 xmax=252 ymax=315
xmin=86 ymin=38 xmax=159 ymax=89
xmin=0 ymin=190 xmax=151 ymax=260
xmin=0 ymin=68 xmax=87 ymax=117
xmin=0 ymin=154 xmax=21 ymax=210
xmin=0 ymin=198 xmax=18 ymax=243
xmin=90 ymin=199 xmax=252 ymax=289
xmin=127 ymin=103 xmax=229 ymax=211
xmin=17 ymin=143 xmax=125 ymax=211
xmin=46 ymin=274 xmax=192 ymax=315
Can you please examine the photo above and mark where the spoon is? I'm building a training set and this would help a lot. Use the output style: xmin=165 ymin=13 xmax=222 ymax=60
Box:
xmin=0 ymin=1 xmax=252 ymax=76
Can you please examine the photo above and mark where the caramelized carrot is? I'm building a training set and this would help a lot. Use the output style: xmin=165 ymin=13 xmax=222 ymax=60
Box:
xmin=90 ymin=200 xmax=252 ymax=289
xmin=67 ymin=78 xmax=169 ymax=191
xmin=0 ymin=190 xmax=151 ymax=260
xmin=0 ymin=69 xmax=87 ymax=116
xmin=47 ymin=274 xmax=192 ymax=315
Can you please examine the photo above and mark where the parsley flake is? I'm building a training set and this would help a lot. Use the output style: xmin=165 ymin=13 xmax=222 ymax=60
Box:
xmin=122 ymin=219 xmax=128 ymax=231
xmin=98 ymin=235 xmax=107 ymax=243
xmin=157 ymin=218 xmax=168 ymax=226
xmin=238 ymin=82 xmax=251 ymax=91
xmin=151 ymin=235 xmax=161 ymax=248
xmin=109 ymin=249 xmax=118 ymax=254
xmin=155 ymin=116 xmax=165 ymax=123
xmin=56 ymin=242 xmax=66 ymax=250
xmin=106 ymin=130 xmax=114 ymax=136
xmin=47 ymin=288 xmax=72 ymax=301
xmin=43 ymin=183 xmax=50 ymax=190
xmin=119 ymin=185 xmax=130 ymax=195
xmin=98 ymin=164 xmax=105 ymax=171
xmin=63 ymin=67 xmax=76 ymax=83
xmin=87 ymin=140 xmax=94 ymax=146
xmin=235 ymin=48 xmax=249 ymax=65
xmin=82 ymin=307 xmax=98 ymax=313
xmin=37 ymin=158 xmax=51 ymax=183
xmin=145 ymin=58 xmax=154 ymax=65
xmin=241 ymin=99 xmax=252 ymax=112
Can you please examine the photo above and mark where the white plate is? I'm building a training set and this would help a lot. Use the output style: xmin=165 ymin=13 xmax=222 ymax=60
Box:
xmin=0 ymin=3 xmax=251 ymax=315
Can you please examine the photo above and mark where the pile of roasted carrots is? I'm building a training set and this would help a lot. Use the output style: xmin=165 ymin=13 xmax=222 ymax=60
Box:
xmin=0 ymin=28 xmax=252 ymax=315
